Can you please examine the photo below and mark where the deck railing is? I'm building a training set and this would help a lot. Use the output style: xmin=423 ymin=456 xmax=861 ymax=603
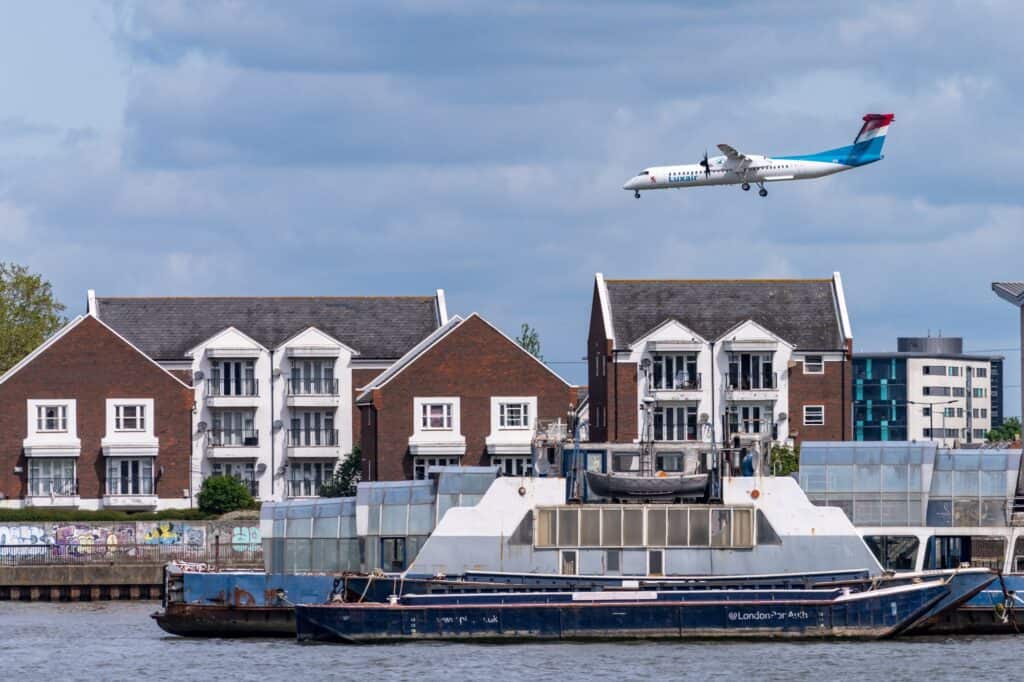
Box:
xmin=0 ymin=542 xmax=262 ymax=567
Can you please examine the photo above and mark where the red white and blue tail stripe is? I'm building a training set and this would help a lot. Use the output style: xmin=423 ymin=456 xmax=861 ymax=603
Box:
xmin=854 ymin=113 xmax=894 ymax=144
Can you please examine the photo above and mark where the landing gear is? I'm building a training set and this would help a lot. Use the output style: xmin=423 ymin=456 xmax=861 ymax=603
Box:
xmin=758 ymin=188 xmax=768 ymax=197
xmin=741 ymin=183 xmax=750 ymax=191
xmin=634 ymin=191 xmax=641 ymax=199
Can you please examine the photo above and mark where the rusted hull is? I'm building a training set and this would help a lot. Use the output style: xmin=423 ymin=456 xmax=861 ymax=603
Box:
xmin=152 ymin=602 xmax=294 ymax=638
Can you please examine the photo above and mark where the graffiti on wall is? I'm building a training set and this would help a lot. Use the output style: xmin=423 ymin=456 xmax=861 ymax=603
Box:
xmin=231 ymin=526 xmax=261 ymax=552
xmin=138 ymin=522 xmax=206 ymax=547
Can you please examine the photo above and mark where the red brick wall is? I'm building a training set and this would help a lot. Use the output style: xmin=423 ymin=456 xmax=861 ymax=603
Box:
xmin=0 ymin=317 xmax=194 ymax=501
xmin=788 ymin=351 xmax=851 ymax=446
xmin=609 ymin=361 xmax=639 ymax=443
xmin=351 ymin=367 xmax=385 ymax=450
xmin=363 ymin=315 xmax=576 ymax=481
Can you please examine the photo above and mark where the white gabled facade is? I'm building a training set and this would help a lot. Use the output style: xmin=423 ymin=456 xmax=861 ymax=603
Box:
xmin=185 ymin=326 xmax=364 ymax=501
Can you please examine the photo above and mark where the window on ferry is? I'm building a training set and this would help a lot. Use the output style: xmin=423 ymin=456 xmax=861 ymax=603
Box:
xmin=690 ymin=509 xmax=710 ymax=545
xmin=606 ymin=549 xmax=621 ymax=573
xmin=968 ymin=536 xmax=1005 ymax=570
xmin=864 ymin=535 xmax=919 ymax=571
xmin=421 ymin=403 xmax=453 ymax=429
xmin=668 ymin=509 xmax=688 ymax=545
xmin=733 ymin=509 xmax=753 ymax=546
xmin=646 ymin=508 xmax=667 ymax=546
xmin=803 ymin=355 xmax=824 ymax=374
xmin=648 ymin=549 xmax=664 ymax=577
xmin=601 ymin=508 xmax=622 ymax=545
xmin=612 ymin=452 xmax=639 ymax=472
xmin=536 ymin=509 xmax=556 ymax=547
xmin=710 ymin=509 xmax=732 ymax=547
xmin=581 ymin=509 xmax=601 ymax=546
xmin=557 ymin=508 xmax=579 ymax=546
xmin=623 ymin=508 xmax=644 ymax=546
xmin=1014 ymin=538 xmax=1024 ymax=573
xmin=380 ymin=537 xmax=406 ymax=571
xmin=561 ymin=550 xmax=578 ymax=575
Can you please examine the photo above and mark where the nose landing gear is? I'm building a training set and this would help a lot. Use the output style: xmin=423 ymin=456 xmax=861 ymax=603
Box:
xmin=634 ymin=191 xmax=641 ymax=199
xmin=741 ymin=183 xmax=750 ymax=191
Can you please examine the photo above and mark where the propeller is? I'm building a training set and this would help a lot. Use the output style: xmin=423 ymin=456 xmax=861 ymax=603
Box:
xmin=699 ymin=150 xmax=711 ymax=179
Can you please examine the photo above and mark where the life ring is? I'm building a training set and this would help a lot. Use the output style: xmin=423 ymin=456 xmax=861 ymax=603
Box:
xmin=750 ymin=489 xmax=760 ymax=499
xmin=518 ymin=485 xmax=527 ymax=496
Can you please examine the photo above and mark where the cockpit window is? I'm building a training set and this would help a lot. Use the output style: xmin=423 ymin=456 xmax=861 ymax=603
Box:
xmin=638 ymin=170 xmax=649 ymax=176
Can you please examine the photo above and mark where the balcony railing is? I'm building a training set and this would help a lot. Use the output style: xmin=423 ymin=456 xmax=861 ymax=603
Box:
xmin=105 ymin=478 xmax=155 ymax=496
xmin=208 ymin=429 xmax=259 ymax=447
xmin=652 ymin=373 xmax=702 ymax=391
xmin=287 ymin=429 xmax=339 ymax=447
xmin=725 ymin=372 xmax=779 ymax=391
xmin=286 ymin=378 xmax=340 ymax=396
xmin=27 ymin=477 xmax=78 ymax=497
xmin=206 ymin=378 xmax=259 ymax=397
xmin=287 ymin=479 xmax=328 ymax=498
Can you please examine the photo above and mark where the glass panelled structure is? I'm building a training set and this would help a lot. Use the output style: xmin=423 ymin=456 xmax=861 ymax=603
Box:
xmin=852 ymin=357 xmax=908 ymax=441
xmin=263 ymin=467 xmax=497 ymax=574
xmin=800 ymin=441 xmax=1020 ymax=528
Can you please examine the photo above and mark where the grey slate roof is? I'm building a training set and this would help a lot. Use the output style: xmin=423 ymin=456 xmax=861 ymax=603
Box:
xmin=993 ymin=282 xmax=1024 ymax=304
xmin=605 ymin=279 xmax=844 ymax=350
xmin=95 ymin=296 xmax=441 ymax=361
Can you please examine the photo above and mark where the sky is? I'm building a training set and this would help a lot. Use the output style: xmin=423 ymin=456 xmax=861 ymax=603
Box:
xmin=0 ymin=1 xmax=1021 ymax=416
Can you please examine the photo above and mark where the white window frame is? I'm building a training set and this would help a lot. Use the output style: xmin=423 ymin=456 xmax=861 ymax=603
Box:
xmin=36 ymin=404 xmax=68 ymax=432
xmin=413 ymin=455 xmax=461 ymax=480
xmin=492 ymin=455 xmax=534 ymax=477
xmin=27 ymin=399 xmax=77 ymax=438
xmin=105 ymin=457 xmax=155 ymax=496
xmin=114 ymin=404 xmax=146 ymax=431
xmin=803 ymin=355 xmax=825 ymax=374
xmin=803 ymin=405 xmax=825 ymax=426
xmin=421 ymin=402 xmax=453 ymax=430
xmin=499 ymin=401 xmax=531 ymax=429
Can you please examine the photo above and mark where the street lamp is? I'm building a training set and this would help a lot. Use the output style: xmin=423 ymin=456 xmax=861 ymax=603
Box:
xmin=907 ymin=398 xmax=959 ymax=445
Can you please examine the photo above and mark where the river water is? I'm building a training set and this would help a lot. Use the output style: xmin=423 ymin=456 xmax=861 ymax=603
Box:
xmin=1 ymin=601 xmax=1017 ymax=681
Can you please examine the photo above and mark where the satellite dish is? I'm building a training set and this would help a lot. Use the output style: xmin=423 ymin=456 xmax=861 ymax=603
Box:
xmin=193 ymin=370 xmax=205 ymax=382
xmin=256 ymin=462 xmax=267 ymax=473
xmin=272 ymin=419 xmax=283 ymax=430
xmin=777 ymin=412 xmax=788 ymax=422
xmin=699 ymin=413 xmax=710 ymax=424
xmin=196 ymin=421 xmax=208 ymax=432
xmin=272 ymin=368 xmax=282 ymax=377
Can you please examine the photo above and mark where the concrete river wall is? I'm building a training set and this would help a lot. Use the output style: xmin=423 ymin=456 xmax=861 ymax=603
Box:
xmin=0 ymin=520 xmax=263 ymax=601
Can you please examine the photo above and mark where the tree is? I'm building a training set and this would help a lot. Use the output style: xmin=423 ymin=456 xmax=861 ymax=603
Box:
xmin=987 ymin=417 xmax=1021 ymax=443
xmin=0 ymin=262 xmax=67 ymax=373
xmin=769 ymin=443 xmax=800 ymax=477
xmin=197 ymin=475 xmax=254 ymax=515
xmin=319 ymin=446 xmax=362 ymax=497
xmin=515 ymin=323 xmax=543 ymax=360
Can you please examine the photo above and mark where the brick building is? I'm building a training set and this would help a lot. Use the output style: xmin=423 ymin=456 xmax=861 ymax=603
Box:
xmin=585 ymin=273 xmax=853 ymax=469
xmin=90 ymin=291 xmax=447 ymax=500
xmin=0 ymin=315 xmax=194 ymax=510
xmin=357 ymin=314 xmax=577 ymax=481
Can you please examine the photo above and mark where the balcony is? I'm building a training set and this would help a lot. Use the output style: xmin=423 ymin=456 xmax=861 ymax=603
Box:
xmin=650 ymin=372 xmax=702 ymax=401
xmin=103 ymin=478 xmax=158 ymax=509
xmin=205 ymin=378 xmax=260 ymax=407
xmin=287 ymin=429 xmax=340 ymax=458
xmin=206 ymin=429 xmax=260 ymax=458
xmin=286 ymin=377 xmax=341 ymax=407
xmin=286 ymin=479 xmax=328 ymax=498
xmin=724 ymin=371 xmax=781 ymax=399
xmin=25 ymin=478 xmax=80 ymax=508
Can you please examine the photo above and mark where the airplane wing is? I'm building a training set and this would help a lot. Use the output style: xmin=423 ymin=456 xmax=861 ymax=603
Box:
xmin=717 ymin=144 xmax=746 ymax=161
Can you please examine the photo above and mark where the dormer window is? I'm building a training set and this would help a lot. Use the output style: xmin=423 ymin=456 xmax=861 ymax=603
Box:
xmin=114 ymin=404 xmax=146 ymax=431
xmin=37 ymin=405 xmax=68 ymax=432
xmin=421 ymin=403 xmax=453 ymax=430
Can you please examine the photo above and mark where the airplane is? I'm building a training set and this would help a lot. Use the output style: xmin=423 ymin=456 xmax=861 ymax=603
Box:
xmin=623 ymin=113 xmax=894 ymax=199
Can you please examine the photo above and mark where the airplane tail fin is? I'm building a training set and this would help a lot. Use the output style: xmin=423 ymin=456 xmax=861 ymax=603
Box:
xmin=848 ymin=113 xmax=893 ymax=164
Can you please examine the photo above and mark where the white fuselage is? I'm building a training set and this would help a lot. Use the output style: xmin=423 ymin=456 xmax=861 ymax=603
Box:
xmin=623 ymin=154 xmax=848 ymax=192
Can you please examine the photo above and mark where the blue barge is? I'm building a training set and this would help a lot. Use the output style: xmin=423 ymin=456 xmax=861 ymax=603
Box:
xmin=295 ymin=575 xmax=981 ymax=642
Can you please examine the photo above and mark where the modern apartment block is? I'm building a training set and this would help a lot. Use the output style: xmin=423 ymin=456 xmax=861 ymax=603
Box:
xmin=852 ymin=336 xmax=1003 ymax=446
xmin=0 ymin=315 xmax=193 ymax=510
xmin=357 ymin=314 xmax=577 ymax=481
xmin=585 ymin=273 xmax=853 ymax=468
xmin=992 ymin=282 xmax=1023 ymax=433
xmin=90 ymin=291 xmax=447 ymax=500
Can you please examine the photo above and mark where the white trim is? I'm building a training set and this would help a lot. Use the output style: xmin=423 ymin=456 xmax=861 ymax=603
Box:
xmin=436 ymin=288 xmax=449 ymax=325
xmin=87 ymin=289 xmax=97 ymax=316
xmin=275 ymin=325 xmax=359 ymax=356
xmin=716 ymin=318 xmax=795 ymax=348
xmin=802 ymin=355 xmax=825 ymax=374
xmin=803 ymin=404 xmax=825 ymax=426
xmin=629 ymin=318 xmax=708 ymax=349
xmin=184 ymin=326 xmax=268 ymax=358
xmin=833 ymin=271 xmax=853 ymax=341
xmin=595 ymin=273 xmax=615 ymax=344
xmin=357 ymin=313 xmax=573 ymax=401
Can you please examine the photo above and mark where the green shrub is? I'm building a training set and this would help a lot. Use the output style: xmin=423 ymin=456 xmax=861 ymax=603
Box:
xmin=319 ymin=447 xmax=361 ymax=497
xmin=197 ymin=475 xmax=255 ymax=515
xmin=770 ymin=443 xmax=800 ymax=477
